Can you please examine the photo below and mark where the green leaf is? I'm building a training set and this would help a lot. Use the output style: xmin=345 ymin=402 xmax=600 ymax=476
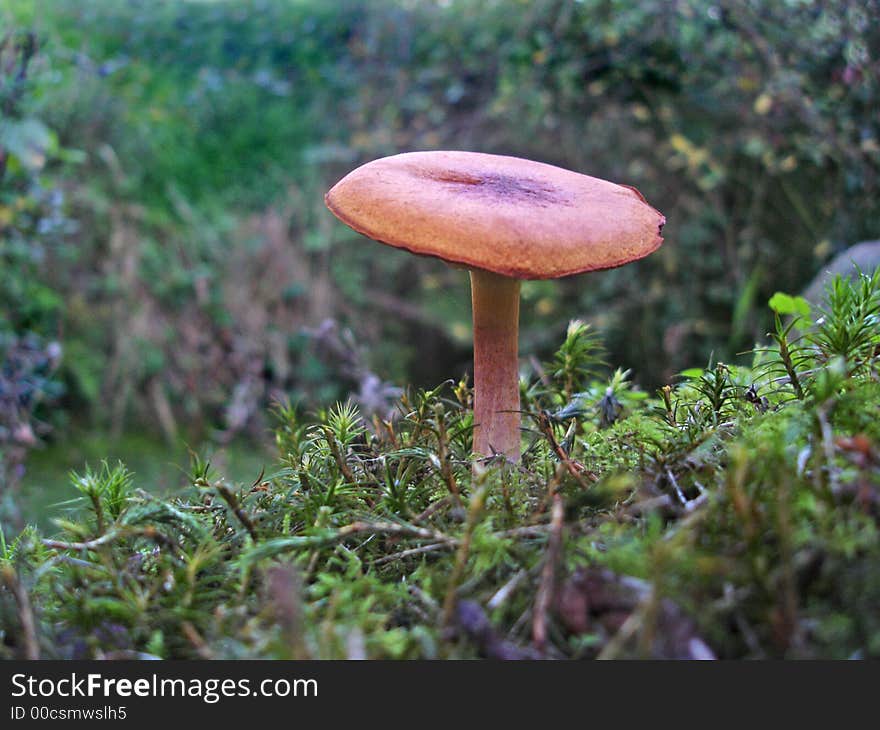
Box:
xmin=768 ymin=292 xmax=811 ymax=317
xmin=679 ymin=368 xmax=704 ymax=378
xmin=0 ymin=118 xmax=56 ymax=171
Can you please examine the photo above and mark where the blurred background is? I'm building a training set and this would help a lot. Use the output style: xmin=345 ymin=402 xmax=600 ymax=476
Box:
xmin=1 ymin=0 xmax=878 ymax=526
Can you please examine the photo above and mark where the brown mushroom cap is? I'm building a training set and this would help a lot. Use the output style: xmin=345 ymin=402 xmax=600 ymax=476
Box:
xmin=325 ymin=150 xmax=665 ymax=280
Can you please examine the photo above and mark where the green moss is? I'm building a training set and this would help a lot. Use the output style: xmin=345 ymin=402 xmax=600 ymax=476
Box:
xmin=1 ymin=272 xmax=879 ymax=659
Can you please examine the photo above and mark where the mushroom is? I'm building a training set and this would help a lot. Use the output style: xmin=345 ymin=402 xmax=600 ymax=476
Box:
xmin=324 ymin=150 xmax=664 ymax=462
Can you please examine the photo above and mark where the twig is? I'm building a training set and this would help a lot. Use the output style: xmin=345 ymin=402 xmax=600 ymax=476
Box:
xmin=535 ymin=411 xmax=597 ymax=488
xmin=336 ymin=521 xmax=451 ymax=544
xmin=42 ymin=531 xmax=125 ymax=552
xmin=215 ymin=483 xmax=259 ymax=540
xmin=666 ymin=468 xmax=687 ymax=505
xmin=246 ymin=521 xmax=455 ymax=567
xmin=442 ymin=484 xmax=488 ymax=627
xmin=267 ymin=565 xmax=308 ymax=659
xmin=42 ymin=527 xmax=184 ymax=561
xmin=51 ymin=554 xmax=102 ymax=570
xmin=181 ymin=621 xmax=213 ymax=659
xmin=372 ymin=542 xmax=453 ymax=566
xmin=323 ymin=427 xmax=356 ymax=485
xmin=532 ymin=493 xmax=564 ymax=652
xmin=487 ymin=569 xmax=526 ymax=610
xmin=496 ymin=523 xmax=556 ymax=540
xmin=413 ymin=495 xmax=453 ymax=524
xmin=1 ymin=566 xmax=39 ymax=659
xmin=408 ymin=585 xmax=441 ymax=617
xmin=509 ymin=605 xmax=532 ymax=639
xmin=596 ymin=604 xmax=646 ymax=660
xmin=436 ymin=417 xmax=464 ymax=509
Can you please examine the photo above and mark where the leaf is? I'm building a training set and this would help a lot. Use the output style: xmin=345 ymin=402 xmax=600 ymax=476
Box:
xmin=768 ymin=292 xmax=811 ymax=317
xmin=0 ymin=117 xmax=56 ymax=171
xmin=679 ymin=368 xmax=704 ymax=379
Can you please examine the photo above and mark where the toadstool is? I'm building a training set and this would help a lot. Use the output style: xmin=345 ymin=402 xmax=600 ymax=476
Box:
xmin=324 ymin=150 xmax=664 ymax=462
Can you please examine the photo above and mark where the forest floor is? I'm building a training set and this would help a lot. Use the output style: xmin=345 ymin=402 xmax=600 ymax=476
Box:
xmin=1 ymin=273 xmax=879 ymax=660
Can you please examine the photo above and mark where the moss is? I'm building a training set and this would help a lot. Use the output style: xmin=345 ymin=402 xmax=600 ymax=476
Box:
xmin=1 ymin=272 xmax=878 ymax=659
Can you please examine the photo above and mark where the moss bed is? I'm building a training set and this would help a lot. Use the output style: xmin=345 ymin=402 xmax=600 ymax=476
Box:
xmin=2 ymin=273 xmax=879 ymax=660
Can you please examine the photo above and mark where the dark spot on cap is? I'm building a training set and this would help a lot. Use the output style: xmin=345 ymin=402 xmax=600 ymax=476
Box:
xmin=421 ymin=168 xmax=569 ymax=206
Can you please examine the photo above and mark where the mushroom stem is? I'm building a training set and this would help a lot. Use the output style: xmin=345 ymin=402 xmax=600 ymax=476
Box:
xmin=469 ymin=269 xmax=521 ymax=461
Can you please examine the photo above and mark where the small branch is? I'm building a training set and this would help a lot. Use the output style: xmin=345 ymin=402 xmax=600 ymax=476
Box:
xmin=181 ymin=621 xmax=213 ymax=660
xmin=372 ymin=542 xmax=453 ymax=566
xmin=215 ymin=483 xmax=259 ymax=540
xmin=768 ymin=367 xmax=818 ymax=386
xmin=1 ymin=566 xmax=39 ymax=660
xmin=532 ymin=493 xmax=565 ymax=652
xmin=267 ymin=565 xmax=308 ymax=659
xmin=535 ymin=411 xmax=597 ymax=489
xmin=666 ymin=468 xmax=687 ymax=505
xmin=442 ymin=484 xmax=488 ymax=626
xmin=323 ymin=427 xmax=357 ymax=485
xmin=336 ymin=521 xmax=452 ymax=544
xmin=413 ymin=495 xmax=453 ymax=524
xmin=596 ymin=604 xmax=646 ymax=660
xmin=42 ymin=527 xmax=182 ymax=558
xmin=246 ymin=521 xmax=456 ymax=568
xmin=496 ymin=523 xmax=560 ymax=540
xmin=487 ymin=569 xmax=527 ymax=610
xmin=42 ymin=531 xmax=125 ymax=552
xmin=51 ymin=554 xmax=103 ymax=570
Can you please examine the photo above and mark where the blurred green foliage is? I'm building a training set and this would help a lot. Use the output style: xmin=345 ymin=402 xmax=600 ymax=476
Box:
xmin=0 ymin=28 xmax=68 ymax=511
xmin=0 ymin=0 xmax=878 ymax=445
